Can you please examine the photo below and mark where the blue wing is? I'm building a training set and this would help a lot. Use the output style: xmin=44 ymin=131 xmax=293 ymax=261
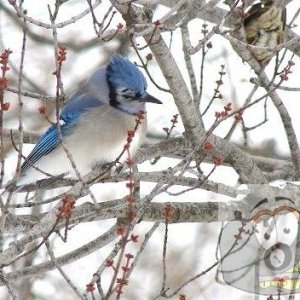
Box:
xmin=21 ymin=95 xmax=104 ymax=173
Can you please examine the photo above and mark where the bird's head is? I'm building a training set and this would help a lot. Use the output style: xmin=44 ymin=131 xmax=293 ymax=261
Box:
xmin=106 ymin=55 xmax=161 ymax=115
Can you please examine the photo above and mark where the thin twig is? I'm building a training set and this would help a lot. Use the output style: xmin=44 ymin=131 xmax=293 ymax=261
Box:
xmin=45 ymin=240 xmax=87 ymax=300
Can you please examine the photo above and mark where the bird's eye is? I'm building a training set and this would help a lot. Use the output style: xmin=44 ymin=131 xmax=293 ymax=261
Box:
xmin=121 ymin=89 xmax=136 ymax=100
xmin=136 ymin=92 xmax=142 ymax=98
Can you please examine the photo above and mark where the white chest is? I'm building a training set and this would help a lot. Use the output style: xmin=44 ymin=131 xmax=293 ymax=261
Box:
xmin=20 ymin=106 xmax=147 ymax=184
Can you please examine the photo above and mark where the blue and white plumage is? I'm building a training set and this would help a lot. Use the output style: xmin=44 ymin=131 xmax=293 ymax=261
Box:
xmin=18 ymin=55 xmax=161 ymax=185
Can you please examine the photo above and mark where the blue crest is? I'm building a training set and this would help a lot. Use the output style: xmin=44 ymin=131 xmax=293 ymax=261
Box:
xmin=106 ymin=55 xmax=147 ymax=95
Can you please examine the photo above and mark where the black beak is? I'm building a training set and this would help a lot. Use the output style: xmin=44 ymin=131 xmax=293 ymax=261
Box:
xmin=141 ymin=92 xmax=162 ymax=104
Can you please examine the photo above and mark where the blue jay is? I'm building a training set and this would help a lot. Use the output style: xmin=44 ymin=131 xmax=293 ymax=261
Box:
xmin=17 ymin=55 xmax=162 ymax=185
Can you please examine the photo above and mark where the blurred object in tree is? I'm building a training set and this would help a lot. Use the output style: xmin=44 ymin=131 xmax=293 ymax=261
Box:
xmin=244 ymin=0 xmax=286 ymax=66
